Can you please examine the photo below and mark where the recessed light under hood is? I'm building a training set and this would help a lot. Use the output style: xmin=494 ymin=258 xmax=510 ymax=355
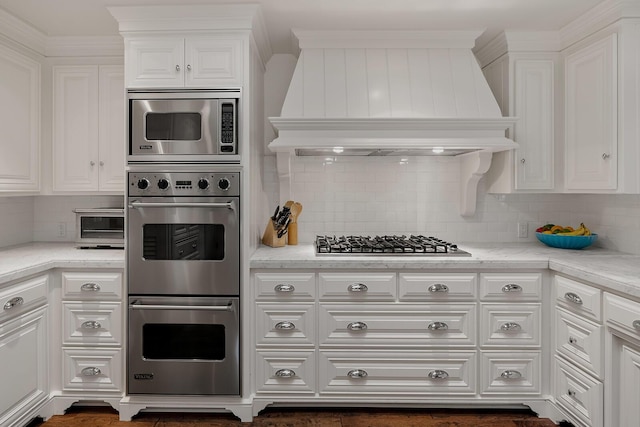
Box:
xmin=268 ymin=30 xmax=518 ymax=216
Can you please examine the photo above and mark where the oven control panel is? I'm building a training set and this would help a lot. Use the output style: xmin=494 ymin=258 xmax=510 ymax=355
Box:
xmin=128 ymin=172 xmax=240 ymax=197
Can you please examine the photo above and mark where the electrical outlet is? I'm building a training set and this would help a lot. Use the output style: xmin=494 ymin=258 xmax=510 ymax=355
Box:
xmin=517 ymin=222 xmax=528 ymax=238
xmin=57 ymin=222 xmax=66 ymax=237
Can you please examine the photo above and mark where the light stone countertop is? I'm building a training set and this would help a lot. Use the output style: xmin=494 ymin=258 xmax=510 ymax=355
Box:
xmin=0 ymin=242 xmax=124 ymax=285
xmin=250 ymin=243 xmax=640 ymax=299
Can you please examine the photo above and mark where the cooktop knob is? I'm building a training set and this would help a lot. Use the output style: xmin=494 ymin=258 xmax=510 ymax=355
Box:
xmin=197 ymin=178 xmax=210 ymax=190
xmin=218 ymin=177 xmax=230 ymax=191
xmin=157 ymin=178 xmax=169 ymax=190
xmin=137 ymin=178 xmax=149 ymax=190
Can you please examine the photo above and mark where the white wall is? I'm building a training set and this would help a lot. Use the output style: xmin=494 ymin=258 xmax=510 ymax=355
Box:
xmin=0 ymin=197 xmax=34 ymax=247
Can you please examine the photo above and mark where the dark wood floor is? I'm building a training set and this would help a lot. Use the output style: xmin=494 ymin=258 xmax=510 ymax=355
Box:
xmin=30 ymin=406 xmax=565 ymax=427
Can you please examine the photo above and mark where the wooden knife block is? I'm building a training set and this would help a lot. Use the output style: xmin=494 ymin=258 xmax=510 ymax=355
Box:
xmin=261 ymin=219 xmax=286 ymax=248
xmin=287 ymin=222 xmax=298 ymax=245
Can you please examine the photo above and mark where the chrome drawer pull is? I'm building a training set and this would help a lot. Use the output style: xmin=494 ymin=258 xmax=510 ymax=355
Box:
xmin=347 ymin=321 xmax=368 ymax=331
xmin=427 ymin=321 xmax=449 ymax=331
xmin=500 ymin=322 xmax=522 ymax=332
xmin=81 ymin=320 xmax=102 ymax=329
xmin=81 ymin=367 xmax=101 ymax=376
xmin=81 ymin=283 xmax=101 ymax=292
xmin=428 ymin=283 xmax=449 ymax=293
xmin=502 ymin=284 xmax=522 ymax=293
xmin=569 ymin=336 xmax=577 ymax=344
xmin=275 ymin=369 xmax=295 ymax=378
xmin=428 ymin=370 xmax=449 ymax=380
xmin=632 ymin=320 xmax=640 ymax=331
xmin=500 ymin=370 xmax=522 ymax=379
xmin=347 ymin=369 xmax=368 ymax=379
xmin=347 ymin=283 xmax=368 ymax=292
xmin=564 ymin=292 xmax=583 ymax=305
xmin=274 ymin=284 xmax=295 ymax=293
xmin=3 ymin=296 xmax=24 ymax=310
xmin=275 ymin=321 xmax=296 ymax=330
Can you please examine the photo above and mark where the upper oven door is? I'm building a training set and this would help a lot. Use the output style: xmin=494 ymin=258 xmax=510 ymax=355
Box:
xmin=127 ymin=196 xmax=239 ymax=296
xmin=128 ymin=91 xmax=238 ymax=161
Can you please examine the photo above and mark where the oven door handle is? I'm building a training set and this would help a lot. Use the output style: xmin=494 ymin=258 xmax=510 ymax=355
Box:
xmin=128 ymin=201 xmax=235 ymax=210
xmin=130 ymin=302 xmax=233 ymax=311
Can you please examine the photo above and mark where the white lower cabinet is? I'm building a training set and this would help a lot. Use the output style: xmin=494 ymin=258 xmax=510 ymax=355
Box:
xmin=480 ymin=351 xmax=541 ymax=395
xmin=255 ymin=350 xmax=316 ymax=395
xmin=0 ymin=274 xmax=49 ymax=427
xmin=554 ymin=356 xmax=603 ymax=427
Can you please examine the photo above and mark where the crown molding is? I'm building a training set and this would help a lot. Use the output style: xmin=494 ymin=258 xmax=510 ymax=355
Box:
xmin=292 ymin=30 xmax=485 ymax=49
xmin=45 ymin=36 xmax=124 ymax=57
xmin=0 ymin=7 xmax=46 ymax=55
xmin=474 ymin=32 xmax=508 ymax=68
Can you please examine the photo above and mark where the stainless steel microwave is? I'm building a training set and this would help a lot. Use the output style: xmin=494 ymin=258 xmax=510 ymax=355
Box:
xmin=74 ymin=208 xmax=124 ymax=249
xmin=128 ymin=90 xmax=239 ymax=162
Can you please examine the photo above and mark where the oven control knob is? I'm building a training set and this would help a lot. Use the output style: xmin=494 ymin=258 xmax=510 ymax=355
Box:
xmin=197 ymin=178 xmax=210 ymax=190
xmin=137 ymin=178 xmax=150 ymax=190
xmin=157 ymin=178 xmax=169 ymax=190
xmin=218 ymin=177 xmax=231 ymax=191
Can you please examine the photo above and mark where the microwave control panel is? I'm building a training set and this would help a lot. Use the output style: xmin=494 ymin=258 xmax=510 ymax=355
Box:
xmin=128 ymin=172 xmax=240 ymax=197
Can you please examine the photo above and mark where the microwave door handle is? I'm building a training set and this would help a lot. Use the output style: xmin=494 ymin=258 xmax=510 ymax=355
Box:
xmin=130 ymin=302 xmax=233 ymax=312
xmin=128 ymin=201 xmax=235 ymax=210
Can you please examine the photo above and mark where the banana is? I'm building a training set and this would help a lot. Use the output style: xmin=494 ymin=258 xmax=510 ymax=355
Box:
xmin=557 ymin=223 xmax=588 ymax=236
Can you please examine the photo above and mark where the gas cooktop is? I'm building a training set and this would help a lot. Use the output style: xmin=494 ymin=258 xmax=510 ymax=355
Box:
xmin=315 ymin=235 xmax=471 ymax=256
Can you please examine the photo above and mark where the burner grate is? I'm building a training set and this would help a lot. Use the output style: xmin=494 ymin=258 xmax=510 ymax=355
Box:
xmin=315 ymin=235 xmax=471 ymax=256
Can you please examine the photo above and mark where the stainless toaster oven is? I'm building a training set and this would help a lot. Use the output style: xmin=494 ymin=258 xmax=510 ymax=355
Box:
xmin=74 ymin=208 xmax=124 ymax=249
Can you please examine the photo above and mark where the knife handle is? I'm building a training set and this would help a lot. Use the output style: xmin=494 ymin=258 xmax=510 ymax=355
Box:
xmin=287 ymin=222 xmax=298 ymax=245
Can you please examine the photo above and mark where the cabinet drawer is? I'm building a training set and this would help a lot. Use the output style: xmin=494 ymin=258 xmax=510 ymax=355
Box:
xmin=479 ymin=273 xmax=542 ymax=301
xmin=398 ymin=273 xmax=477 ymax=301
xmin=254 ymin=273 xmax=315 ymax=300
xmin=555 ymin=276 xmax=601 ymax=321
xmin=255 ymin=350 xmax=315 ymax=395
xmin=0 ymin=274 xmax=47 ymax=321
xmin=554 ymin=356 xmax=603 ymax=427
xmin=319 ymin=304 xmax=476 ymax=348
xmin=319 ymin=350 xmax=476 ymax=395
xmin=62 ymin=347 xmax=122 ymax=392
xmin=480 ymin=351 xmax=541 ymax=395
xmin=319 ymin=273 xmax=396 ymax=301
xmin=480 ymin=303 xmax=541 ymax=347
xmin=62 ymin=302 xmax=122 ymax=346
xmin=256 ymin=303 xmax=315 ymax=347
xmin=62 ymin=271 xmax=123 ymax=300
xmin=556 ymin=307 xmax=603 ymax=379
xmin=604 ymin=293 xmax=640 ymax=340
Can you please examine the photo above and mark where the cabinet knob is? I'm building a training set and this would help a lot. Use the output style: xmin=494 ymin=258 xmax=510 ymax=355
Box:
xmin=274 ymin=321 xmax=296 ymax=331
xmin=81 ymin=367 xmax=101 ymax=376
xmin=90 ymin=161 xmax=95 ymax=166
xmin=428 ymin=370 xmax=449 ymax=380
xmin=502 ymin=284 xmax=522 ymax=293
xmin=428 ymin=283 xmax=449 ymax=293
xmin=187 ymin=64 xmax=192 ymax=71
xmin=347 ymin=283 xmax=368 ymax=292
xmin=500 ymin=322 xmax=522 ymax=332
xmin=3 ymin=296 xmax=24 ymax=310
xmin=569 ymin=336 xmax=577 ymax=344
xmin=564 ymin=292 xmax=583 ymax=305
xmin=347 ymin=369 xmax=368 ymax=379
xmin=274 ymin=284 xmax=295 ymax=293
xmin=347 ymin=321 xmax=368 ymax=331
xmin=81 ymin=283 xmax=101 ymax=292
xmin=176 ymin=65 xmax=180 ymax=71
xmin=520 ymin=158 xmax=526 ymax=164
xmin=100 ymin=161 xmax=104 ymax=166
xmin=81 ymin=320 xmax=102 ymax=329
xmin=275 ymin=369 xmax=295 ymax=378
xmin=602 ymin=153 xmax=610 ymax=160
xmin=500 ymin=370 xmax=522 ymax=379
xmin=567 ymin=389 xmax=577 ymax=398
xmin=427 ymin=321 xmax=449 ymax=331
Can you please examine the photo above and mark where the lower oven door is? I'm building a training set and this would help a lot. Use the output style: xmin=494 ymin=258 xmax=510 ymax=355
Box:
xmin=127 ymin=196 xmax=239 ymax=296
xmin=128 ymin=296 xmax=239 ymax=395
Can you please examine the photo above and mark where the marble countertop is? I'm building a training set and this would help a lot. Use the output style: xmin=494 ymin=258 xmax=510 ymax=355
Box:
xmin=0 ymin=242 xmax=124 ymax=285
xmin=251 ymin=243 xmax=640 ymax=299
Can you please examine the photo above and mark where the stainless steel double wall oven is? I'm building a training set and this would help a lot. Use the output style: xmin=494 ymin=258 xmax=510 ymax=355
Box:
xmin=126 ymin=89 xmax=242 ymax=396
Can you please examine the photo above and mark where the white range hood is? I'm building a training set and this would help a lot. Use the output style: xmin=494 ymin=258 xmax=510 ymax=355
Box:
xmin=269 ymin=30 xmax=517 ymax=216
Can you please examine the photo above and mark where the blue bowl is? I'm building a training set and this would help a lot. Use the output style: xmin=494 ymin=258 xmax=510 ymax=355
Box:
xmin=535 ymin=232 xmax=598 ymax=249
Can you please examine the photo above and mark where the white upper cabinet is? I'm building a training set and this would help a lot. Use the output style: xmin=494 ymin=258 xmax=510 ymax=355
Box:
xmin=0 ymin=43 xmax=40 ymax=193
xmin=53 ymin=65 xmax=125 ymax=193
xmin=125 ymin=36 xmax=243 ymax=88
xmin=565 ymin=34 xmax=617 ymax=191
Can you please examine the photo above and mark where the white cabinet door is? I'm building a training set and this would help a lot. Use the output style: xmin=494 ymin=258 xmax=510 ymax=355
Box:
xmin=125 ymin=37 xmax=184 ymax=88
xmin=565 ymin=34 xmax=617 ymax=190
xmin=514 ymin=59 xmax=554 ymax=190
xmin=0 ymin=44 xmax=40 ymax=192
xmin=184 ymin=37 xmax=243 ymax=87
xmin=53 ymin=65 xmax=100 ymax=191
xmin=98 ymin=65 xmax=125 ymax=192
xmin=617 ymin=343 xmax=640 ymax=427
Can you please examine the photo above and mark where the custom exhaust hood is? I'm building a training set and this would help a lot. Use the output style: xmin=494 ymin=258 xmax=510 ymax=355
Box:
xmin=268 ymin=30 xmax=518 ymax=216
